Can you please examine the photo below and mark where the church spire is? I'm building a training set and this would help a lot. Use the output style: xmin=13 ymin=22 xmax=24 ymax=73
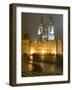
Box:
xmin=37 ymin=16 xmax=44 ymax=41
xmin=48 ymin=16 xmax=55 ymax=40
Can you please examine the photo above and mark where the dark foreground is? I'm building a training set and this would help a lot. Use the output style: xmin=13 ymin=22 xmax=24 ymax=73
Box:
xmin=22 ymin=54 xmax=63 ymax=77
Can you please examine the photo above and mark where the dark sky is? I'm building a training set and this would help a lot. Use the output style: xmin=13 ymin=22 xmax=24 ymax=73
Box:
xmin=22 ymin=13 xmax=63 ymax=41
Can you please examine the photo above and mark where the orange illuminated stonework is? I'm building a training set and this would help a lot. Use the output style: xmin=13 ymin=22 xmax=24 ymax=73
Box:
xmin=22 ymin=39 xmax=62 ymax=55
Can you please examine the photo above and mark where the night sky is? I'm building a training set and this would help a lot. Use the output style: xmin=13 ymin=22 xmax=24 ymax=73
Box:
xmin=22 ymin=13 xmax=63 ymax=41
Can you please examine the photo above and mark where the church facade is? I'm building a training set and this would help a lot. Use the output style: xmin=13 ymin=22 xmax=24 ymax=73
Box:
xmin=22 ymin=17 xmax=63 ymax=56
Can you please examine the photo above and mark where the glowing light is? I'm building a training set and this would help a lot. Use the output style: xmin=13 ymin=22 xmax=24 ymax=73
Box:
xmin=30 ymin=48 xmax=35 ymax=54
xmin=30 ymin=55 xmax=33 ymax=60
xmin=41 ymin=50 xmax=45 ymax=55
xmin=34 ymin=40 xmax=37 ymax=43
xmin=53 ymin=50 xmax=56 ymax=55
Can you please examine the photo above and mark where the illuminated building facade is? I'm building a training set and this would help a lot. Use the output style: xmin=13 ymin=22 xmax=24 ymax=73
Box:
xmin=22 ymin=17 xmax=63 ymax=56
xmin=22 ymin=39 xmax=62 ymax=55
xmin=30 ymin=40 xmax=57 ymax=55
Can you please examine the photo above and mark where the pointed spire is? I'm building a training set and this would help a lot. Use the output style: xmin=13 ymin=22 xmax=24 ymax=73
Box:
xmin=48 ymin=16 xmax=55 ymax=40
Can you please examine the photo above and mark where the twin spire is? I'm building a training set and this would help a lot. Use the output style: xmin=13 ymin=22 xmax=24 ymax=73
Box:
xmin=37 ymin=16 xmax=55 ymax=41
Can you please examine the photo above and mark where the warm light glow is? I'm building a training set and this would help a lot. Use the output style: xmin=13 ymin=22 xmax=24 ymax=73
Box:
xmin=34 ymin=40 xmax=37 ymax=43
xmin=30 ymin=55 xmax=33 ymax=60
xmin=53 ymin=50 xmax=56 ymax=55
xmin=30 ymin=48 xmax=35 ymax=54
xmin=41 ymin=49 xmax=45 ymax=55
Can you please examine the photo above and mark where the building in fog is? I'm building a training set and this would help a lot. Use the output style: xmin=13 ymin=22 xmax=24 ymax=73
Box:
xmin=22 ymin=17 xmax=63 ymax=55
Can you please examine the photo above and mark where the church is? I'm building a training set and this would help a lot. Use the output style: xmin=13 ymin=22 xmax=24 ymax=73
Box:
xmin=22 ymin=17 xmax=63 ymax=56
